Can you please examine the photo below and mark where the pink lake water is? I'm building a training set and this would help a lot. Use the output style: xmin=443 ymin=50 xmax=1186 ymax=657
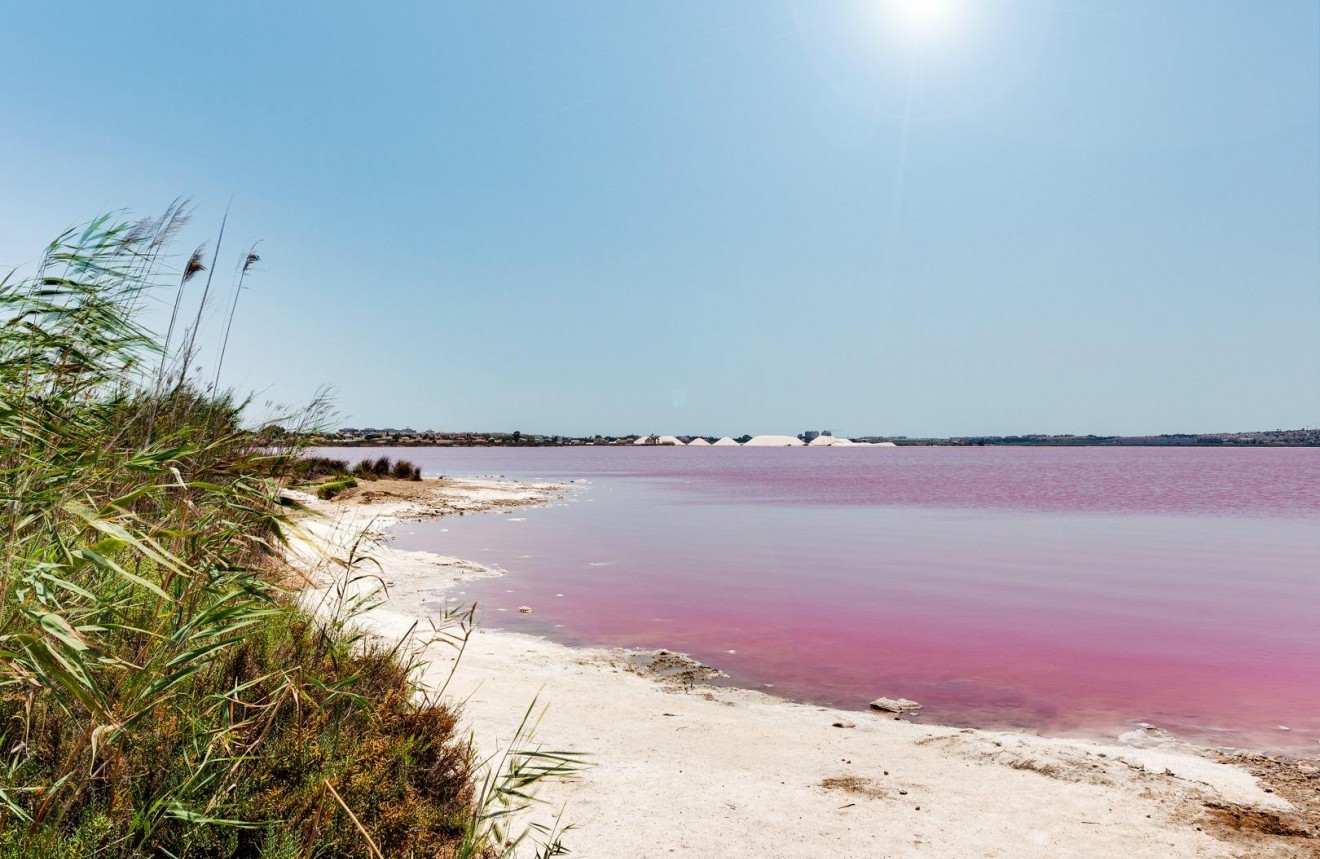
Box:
xmin=321 ymin=446 xmax=1320 ymax=753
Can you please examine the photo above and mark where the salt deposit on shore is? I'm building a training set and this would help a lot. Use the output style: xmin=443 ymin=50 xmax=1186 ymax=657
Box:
xmin=289 ymin=477 xmax=1316 ymax=859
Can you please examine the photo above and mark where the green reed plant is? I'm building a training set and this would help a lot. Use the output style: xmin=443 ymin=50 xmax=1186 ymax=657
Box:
xmin=0 ymin=211 xmax=579 ymax=858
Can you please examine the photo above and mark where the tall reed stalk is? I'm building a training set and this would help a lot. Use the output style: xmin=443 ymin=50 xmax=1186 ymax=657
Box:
xmin=212 ymin=244 xmax=259 ymax=392
xmin=177 ymin=204 xmax=228 ymax=386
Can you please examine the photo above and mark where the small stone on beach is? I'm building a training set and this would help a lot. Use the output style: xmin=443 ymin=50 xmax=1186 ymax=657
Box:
xmin=870 ymin=697 xmax=922 ymax=713
xmin=832 ymin=721 xmax=856 ymax=729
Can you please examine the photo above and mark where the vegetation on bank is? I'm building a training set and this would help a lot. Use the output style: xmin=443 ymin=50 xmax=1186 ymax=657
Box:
xmin=0 ymin=212 xmax=574 ymax=857
xmin=290 ymin=455 xmax=422 ymax=500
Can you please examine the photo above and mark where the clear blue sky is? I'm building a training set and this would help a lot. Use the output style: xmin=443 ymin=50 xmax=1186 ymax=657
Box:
xmin=2 ymin=1 xmax=1317 ymax=437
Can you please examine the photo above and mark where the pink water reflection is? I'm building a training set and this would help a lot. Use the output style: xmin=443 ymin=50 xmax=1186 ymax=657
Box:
xmin=345 ymin=446 xmax=1320 ymax=752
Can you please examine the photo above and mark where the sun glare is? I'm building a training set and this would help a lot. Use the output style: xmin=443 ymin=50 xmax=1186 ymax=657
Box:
xmin=890 ymin=0 xmax=958 ymax=40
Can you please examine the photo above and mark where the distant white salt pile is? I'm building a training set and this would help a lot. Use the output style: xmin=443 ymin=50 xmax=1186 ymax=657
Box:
xmin=687 ymin=437 xmax=712 ymax=446
xmin=712 ymin=437 xmax=740 ymax=446
xmin=809 ymin=436 xmax=857 ymax=446
xmin=632 ymin=435 xmax=654 ymax=445
xmin=875 ymin=441 xmax=898 ymax=447
xmin=743 ymin=434 xmax=804 ymax=447
xmin=657 ymin=435 xmax=685 ymax=446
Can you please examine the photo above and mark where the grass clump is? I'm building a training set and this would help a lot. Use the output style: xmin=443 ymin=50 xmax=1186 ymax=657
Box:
xmin=0 ymin=212 xmax=575 ymax=858
xmin=294 ymin=454 xmax=351 ymax=479
xmin=315 ymin=477 xmax=358 ymax=500
xmin=351 ymin=455 xmax=422 ymax=481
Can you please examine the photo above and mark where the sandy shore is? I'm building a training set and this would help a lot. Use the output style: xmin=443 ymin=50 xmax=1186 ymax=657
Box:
xmin=286 ymin=477 xmax=1318 ymax=858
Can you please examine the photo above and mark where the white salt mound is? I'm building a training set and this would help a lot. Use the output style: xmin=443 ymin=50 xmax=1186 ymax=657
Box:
xmin=632 ymin=435 xmax=654 ymax=445
xmin=657 ymin=435 xmax=684 ymax=446
xmin=687 ymin=438 xmax=712 ymax=446
xmin=743 ymin=434 xmax=804 ymax=447
xmin=712 ymin=437 xmax=740 ymax=446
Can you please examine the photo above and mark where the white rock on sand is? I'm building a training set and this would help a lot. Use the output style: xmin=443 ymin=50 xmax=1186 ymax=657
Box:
xmin=291 ymin=479 xmax=1300 ymax=859
xmin=743 ymin=434 xmax=805 ymax=447
xmin=869 ymin=696 xmax=923 ymax=713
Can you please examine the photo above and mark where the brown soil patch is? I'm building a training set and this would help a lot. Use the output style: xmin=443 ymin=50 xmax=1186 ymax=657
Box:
xmin=1008 ymin=757 xmax=1067 ymax=780
xmin=326 ymin=477 xmax=566 ymax=518
xmin=333 ymin=477 xmax=459 ymax=505
xmin=619 ymin=649 xmax=727 ymax=689
xmin=1202 ymin=802 xmax=1313 ymax=839
xmin=820 ymin=776 xmax=888 ymax=800
xmin=1200 ymin=752 xmax=1320 ymax=856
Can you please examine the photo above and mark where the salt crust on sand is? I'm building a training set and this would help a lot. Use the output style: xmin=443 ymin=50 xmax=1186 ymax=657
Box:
xmin=286 ymin=478 xmax=1300 ymax=859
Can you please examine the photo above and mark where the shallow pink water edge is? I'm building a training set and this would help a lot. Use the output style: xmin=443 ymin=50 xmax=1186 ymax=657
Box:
xmin=325 ymin=446 xmax=1320 ymax=754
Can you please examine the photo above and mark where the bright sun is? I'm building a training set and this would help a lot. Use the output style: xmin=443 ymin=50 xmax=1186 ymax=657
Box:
xmin=891 ymin=0 xmax=957 ymax=39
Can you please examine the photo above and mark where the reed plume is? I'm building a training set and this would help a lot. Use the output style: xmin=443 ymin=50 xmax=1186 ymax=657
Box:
xmin=213 ymin=243 xmax=260 ymax=390
xmin=177 ymin=204 xmax=228 ymax=385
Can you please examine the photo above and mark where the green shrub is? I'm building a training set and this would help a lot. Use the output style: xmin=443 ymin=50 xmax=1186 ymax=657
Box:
xmin=294 ymin=455 xmax=351 ymax=479
xmin=316 ymin=476 xmax=359 ymax=499
xmin=392 ymin=458 xmax=423 ymax=480
xmin=350 ymin=456 xmax=422 ymax=482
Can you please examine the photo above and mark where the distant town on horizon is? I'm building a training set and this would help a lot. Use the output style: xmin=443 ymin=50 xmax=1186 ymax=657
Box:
xmin=307 ymin=426 xmax=1320 ymax=448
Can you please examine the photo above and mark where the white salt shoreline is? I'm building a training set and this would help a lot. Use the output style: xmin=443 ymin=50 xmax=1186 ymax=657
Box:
xmin=287 ymin=477 xmax=1309 ymax=859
